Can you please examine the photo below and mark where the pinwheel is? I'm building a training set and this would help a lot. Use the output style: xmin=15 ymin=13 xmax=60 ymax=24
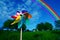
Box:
xmin=22 ymin=10 xmax=32 ymax=19
xmin=11 ymin=10 xmax=32 ymax=40
xmin=11 ymin=11 xmax=21 ymax=25
xmin=11 ymin=10 xmax=32 ymax=29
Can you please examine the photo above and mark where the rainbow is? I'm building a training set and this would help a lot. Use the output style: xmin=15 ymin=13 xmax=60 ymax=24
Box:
xmin=32 ymin=0 xmax=60 ymax=20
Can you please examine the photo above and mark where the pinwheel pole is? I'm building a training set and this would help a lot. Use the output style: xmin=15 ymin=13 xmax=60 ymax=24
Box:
xmin=20 ymin=28 xmax=22 ymax=40
xmin=11 ymin=10 xmax=32 ymax=40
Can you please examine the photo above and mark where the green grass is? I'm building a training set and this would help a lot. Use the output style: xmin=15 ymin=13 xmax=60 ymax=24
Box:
xmin=0 ymin=30 xmax=60 ymax=40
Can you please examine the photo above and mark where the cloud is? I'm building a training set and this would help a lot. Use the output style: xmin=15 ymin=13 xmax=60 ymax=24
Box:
xmin=0 ymin=0 xmax=42 ymax=30
xmin=25 ymin=0 xmax=32 ymax=6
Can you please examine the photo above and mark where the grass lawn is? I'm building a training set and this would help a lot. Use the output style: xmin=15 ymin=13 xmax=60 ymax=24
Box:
xmin=0 ymin=30 xmax=60 ymax=40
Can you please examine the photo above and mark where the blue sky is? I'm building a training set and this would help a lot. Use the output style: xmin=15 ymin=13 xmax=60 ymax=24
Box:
xmin=44 ymin=0 xmax=60 ymax=16
xmin=0 ymin=0 xmax=60 ymax=30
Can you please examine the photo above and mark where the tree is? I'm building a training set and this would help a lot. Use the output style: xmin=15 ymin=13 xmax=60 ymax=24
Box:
xmin=36 ymin=23 xmax=44 ymax=31
xmin=3 ymin=19 xmax=27 ymax=31
xmin=36 ymin=22 xmax=53 ymax=31
xmin=44 ymin=22 xmax=53 ymax=30
xmin=32 ymin=29 xmax=38 ymax=32
xmin=25 ymin=29 xmax=31 ymax=32
xmin=55 ymin=20 xmax=60 ymax=29
xmin=3 ymin=19 xmax=18 ymax=29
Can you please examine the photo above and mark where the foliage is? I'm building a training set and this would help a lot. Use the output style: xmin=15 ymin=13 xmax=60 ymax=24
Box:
xmin=36 ymin=23 xmax=44 ymax=31
xmin=44 ymin=22 xmax=53 ymax=30
xmin=3 ymin=19 xmax=27 ymax=32
xmin=0 ymin=30 xmax=20 ymax=40
xmin=55 ymin=20 xmax=60 ymax=29
xmin=3 ymin=19 xmax=18 ymax=29
xmin=51 ymin=30 xmax=60 ymax=34
xmin=25 ymin=29 xmax=31 ymax=32
xmin=36 ymin=22 xmax=53 ymax=31
xmin=0 ymin=30 xmax=60 ymax=40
